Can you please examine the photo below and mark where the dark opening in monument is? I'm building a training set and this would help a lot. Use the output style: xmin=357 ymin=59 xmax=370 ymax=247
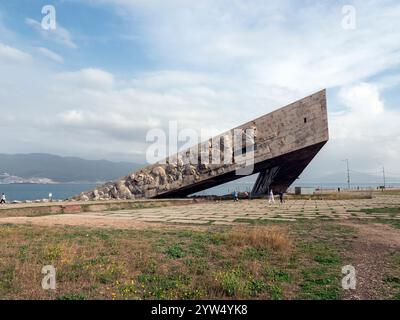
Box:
xmin=219 ymin=136 xmax=225 ymax=164
xmin=304 ymin=117 xmax=307 ymax=123
xmin=233 ymin=129 xmax=256 ymax=158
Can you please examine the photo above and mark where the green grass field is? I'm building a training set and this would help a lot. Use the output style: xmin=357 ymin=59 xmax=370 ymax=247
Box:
xmin=0 ymin=217 xmax=399 ymax=300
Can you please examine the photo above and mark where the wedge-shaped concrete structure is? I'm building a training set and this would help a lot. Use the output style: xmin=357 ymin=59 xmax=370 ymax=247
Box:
xmin=76 ymin=90 xmax=328 ymax=200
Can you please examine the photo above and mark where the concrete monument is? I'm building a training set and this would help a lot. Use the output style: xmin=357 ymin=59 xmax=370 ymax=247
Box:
xmin=76 ymin=90 xmax=328 ymax=200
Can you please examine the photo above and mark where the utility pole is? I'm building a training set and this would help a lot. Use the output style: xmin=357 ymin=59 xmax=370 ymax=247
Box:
xmin=342 ymin=159 xmax=350 ymax=189
xmin=383 ymin=166 xmax=386 ymax=189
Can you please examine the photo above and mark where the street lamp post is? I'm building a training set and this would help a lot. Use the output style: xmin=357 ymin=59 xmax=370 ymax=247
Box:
xmin=342 ymin=159 xmax=350 ymax=190
xmin=383 ymin=166 xmax=386 ymax=189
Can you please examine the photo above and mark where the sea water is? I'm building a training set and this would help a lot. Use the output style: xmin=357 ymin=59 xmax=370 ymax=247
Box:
xmin=0 ymin=183 xmax=97 ymax=201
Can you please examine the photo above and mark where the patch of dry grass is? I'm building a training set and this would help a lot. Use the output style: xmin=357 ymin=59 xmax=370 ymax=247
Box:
xmin=228 ymin=226 xmax=292 ymax=253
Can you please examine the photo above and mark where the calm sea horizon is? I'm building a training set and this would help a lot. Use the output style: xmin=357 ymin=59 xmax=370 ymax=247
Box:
xmin=0 ymin=183 xmax=98 ymax=201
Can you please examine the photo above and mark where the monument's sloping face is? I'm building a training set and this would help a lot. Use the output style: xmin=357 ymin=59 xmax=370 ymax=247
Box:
xmin=76 ymin=90 xmax=328 ymax=201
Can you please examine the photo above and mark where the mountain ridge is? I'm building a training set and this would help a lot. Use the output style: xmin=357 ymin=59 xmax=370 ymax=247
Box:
xmin=0 ymin=153 xmax=142 ymax=183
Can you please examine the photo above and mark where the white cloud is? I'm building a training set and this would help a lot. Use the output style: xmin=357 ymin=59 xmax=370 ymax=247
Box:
xmin=332 ymin=83 xmax=400 ymax=141
xmin=339 ymin=83 xmax=384 ymax=116
xmin=375 ymin=73 xmax=400 ymax=90
xmin=25 ymin=18 xmax=77 ymax=49
xmin=48 ymin=68 xmax=243 ymax=140
xmin=58 ymin=109 xmax=161 ymax=137
xmin=326 ymin=83 xmax=400 ymax=171
xmin=99 ymin=0 xmax=400 ymax=95
xmin=56 ymin=68 xmax=115 ymax=89
xmin=36 ymin=47 xmax=64 ymax=63
xmin=0 ymin=43 xmax=31 ymax=62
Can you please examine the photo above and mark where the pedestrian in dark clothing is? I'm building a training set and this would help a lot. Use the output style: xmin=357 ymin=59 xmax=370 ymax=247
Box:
xmin=279 ymin=192 xmax=284 ymax=204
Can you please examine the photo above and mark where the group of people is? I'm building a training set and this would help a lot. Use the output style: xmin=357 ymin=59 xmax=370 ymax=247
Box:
xmin=232 ymin=190 xmax=250 ymax=202
xmin=268 ymin=189 xmax=285 ymax=204
xmin=0 ymin=193 xmax=6 ymax=204
xmin=231 ymin=189 xmax=285 ymax=204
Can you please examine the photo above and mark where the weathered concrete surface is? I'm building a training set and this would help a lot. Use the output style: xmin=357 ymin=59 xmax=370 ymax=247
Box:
xmin=76 ymin=90 xmax=328 ymax=200
xmin=0 ymin=199 xmax=197 ymax=217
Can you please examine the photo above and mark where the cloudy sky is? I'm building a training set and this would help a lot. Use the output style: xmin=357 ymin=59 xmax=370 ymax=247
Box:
xmin=0 ymin=0 xmax=400 ymax=182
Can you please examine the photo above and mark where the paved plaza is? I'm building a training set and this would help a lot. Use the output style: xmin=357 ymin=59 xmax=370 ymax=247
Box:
xmin=1 ymin=194 xmax=399 ymax=228
xmin=56 ymin=195 xmax=400 ymax=226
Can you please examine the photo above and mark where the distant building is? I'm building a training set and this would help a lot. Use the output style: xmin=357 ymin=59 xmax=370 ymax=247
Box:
xmin=294 ymin=187 xmax=316 ymax=195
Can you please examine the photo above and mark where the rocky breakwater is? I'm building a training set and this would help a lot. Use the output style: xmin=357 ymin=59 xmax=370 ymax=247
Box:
xmin=75 ymin=158 xmax=223 ymax=201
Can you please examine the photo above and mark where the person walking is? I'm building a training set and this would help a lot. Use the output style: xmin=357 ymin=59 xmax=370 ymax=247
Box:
xmin=279 ymin=192 xmax=284 ymax=204
xmin=0 ymin=193 xmax=6 ymax=204
xmin=268 ymin=189 xmax=275 ymax=204
xmin=233 ymin=190 xmax=239 ymax=202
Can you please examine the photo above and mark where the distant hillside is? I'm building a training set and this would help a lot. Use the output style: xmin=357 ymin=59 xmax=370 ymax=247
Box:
xmin=0 ymin=153 xmax=142 ymax=183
